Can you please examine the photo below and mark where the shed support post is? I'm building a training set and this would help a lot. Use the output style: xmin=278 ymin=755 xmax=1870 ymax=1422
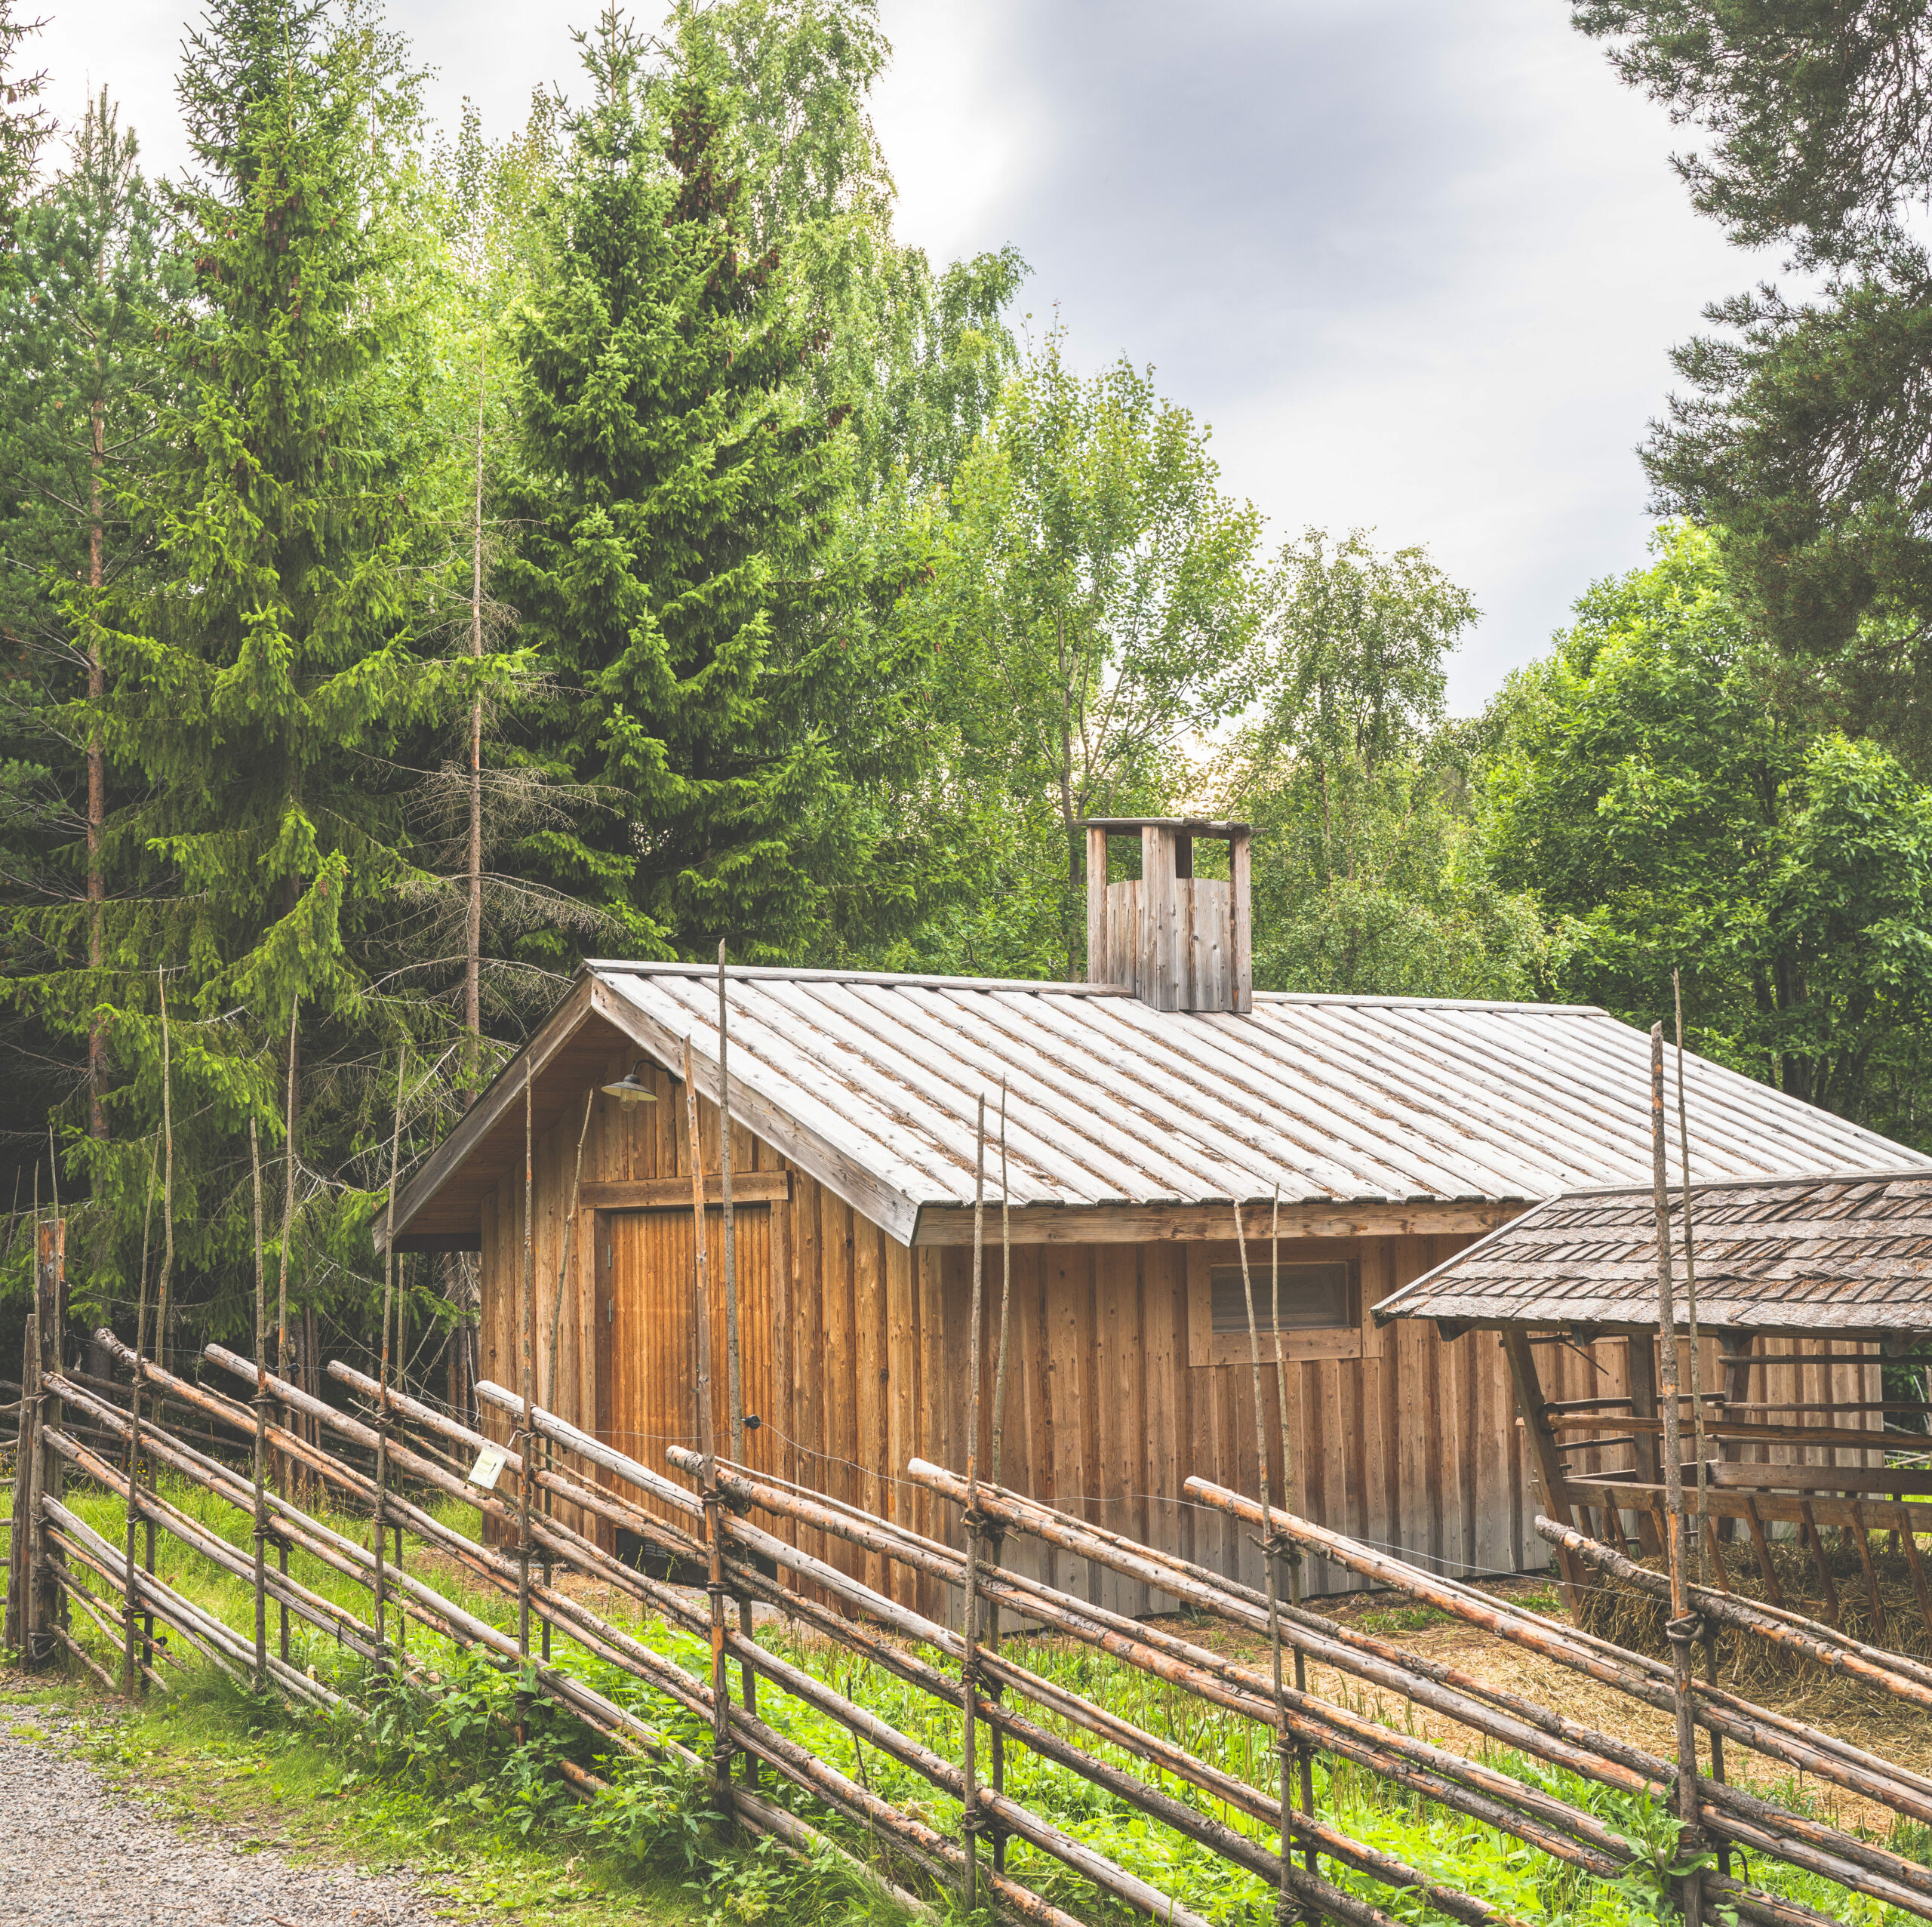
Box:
xmin=1626 ymin=1335 xmax=1665 ymax=1559
xmin=1503 ymin=1329 xmax=1590 ymax=1608
xmin=1717 ymin=1334 xmax=1755 ymax=1544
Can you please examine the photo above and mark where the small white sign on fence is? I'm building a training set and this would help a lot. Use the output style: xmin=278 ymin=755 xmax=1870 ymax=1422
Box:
xmin=466 ymin=1442 xmax=509 ymax=1491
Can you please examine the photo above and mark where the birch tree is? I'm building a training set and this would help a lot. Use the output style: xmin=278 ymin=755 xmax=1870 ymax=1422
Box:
xmin=933 ymin=331 xmax=1265 ymax=975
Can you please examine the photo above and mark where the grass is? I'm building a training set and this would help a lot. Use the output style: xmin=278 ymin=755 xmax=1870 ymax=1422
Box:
xmin=1 ymin=1670 xmax=706 ymax=1925
xmin=15 ymin=1469 xmax=1932 ymax=1926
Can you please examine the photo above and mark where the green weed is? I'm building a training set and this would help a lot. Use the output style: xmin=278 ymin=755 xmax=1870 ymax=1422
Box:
xmin=26 ymin=1473 xmax=1930 ymax=1925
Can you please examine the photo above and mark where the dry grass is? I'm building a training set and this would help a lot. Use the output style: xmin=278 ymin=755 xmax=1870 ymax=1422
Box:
xmin=1572 ymin=1530 xmax=1932 ymax=1684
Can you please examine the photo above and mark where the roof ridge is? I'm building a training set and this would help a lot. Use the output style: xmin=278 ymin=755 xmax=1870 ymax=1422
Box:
xmin=586 ymin=962 xmax=1607 ymax=1016
xmin=583 ymin=960 xmax=1131 ymax=996
xmin=1250 ymin=991 xmax=1606 ymax=1015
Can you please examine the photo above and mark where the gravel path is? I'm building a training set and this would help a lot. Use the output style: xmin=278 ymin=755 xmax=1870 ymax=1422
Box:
xmin=0 ymin=1711 xmax=443 ymax=1927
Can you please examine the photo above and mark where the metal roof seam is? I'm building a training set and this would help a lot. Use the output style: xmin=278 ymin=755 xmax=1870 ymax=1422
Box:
xmin=911 ymin=984 xmax=1371 ymax=1200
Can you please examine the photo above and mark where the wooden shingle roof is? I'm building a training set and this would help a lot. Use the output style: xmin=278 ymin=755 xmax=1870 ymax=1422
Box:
xmin=1375 ymin=1170 xmax=1932 ymax=1339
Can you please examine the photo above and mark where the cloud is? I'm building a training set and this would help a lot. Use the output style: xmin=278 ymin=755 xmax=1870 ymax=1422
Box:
xmin=873 ymin=0 xmax=1776 ymax=706
xmin=38 ymin=0 xmax=1769 ymax=708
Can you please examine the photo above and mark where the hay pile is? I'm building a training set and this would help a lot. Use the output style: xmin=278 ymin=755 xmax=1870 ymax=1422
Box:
xmin=1571 ymin=1530 xmax=1932 ymax=1698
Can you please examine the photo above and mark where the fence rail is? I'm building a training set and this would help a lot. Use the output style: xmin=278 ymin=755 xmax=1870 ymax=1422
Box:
xmin=0 ymin=1305 xmax=1924 ymax=1927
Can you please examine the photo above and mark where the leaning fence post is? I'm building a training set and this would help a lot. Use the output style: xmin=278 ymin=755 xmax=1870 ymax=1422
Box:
xmin=515 ymin=1060 xmax=534 ymax=1735
xmin=376 ymin=1045 xmax=407 ymax=1669
xmin=122 ymin=1139 xmax=158 ymax=1695
xmin=1651 ymin=1023 xmax=1706 ymax=1927
xmin=985 ymin=1085 xmax=1012 ymax=1873
xmin=1266 ymin=1190 xmax=1318 ymax=1890
xmin=959 ymin=1094 xmax=989 ymax=1913
xmin=715 ymin=950 xmax=760 ymax=1791
xmin=1235 ymin=1196 xmax=1310 ymax=1924
xmin=684 ymin=1034 xmax=733 ymax=1819
xmin=250 ymin=1118 xmax=269 ymax=1689
xmin=6 ymin=1310 xmax=33 ymax=1653
xmin=29 ymin=1212 xmax=65 ymax=1667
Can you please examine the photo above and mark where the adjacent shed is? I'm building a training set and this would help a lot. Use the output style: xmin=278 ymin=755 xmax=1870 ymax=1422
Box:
xmin=1375 ymin=1171 xmax=1932 ymax=1605
xmin=386 ymin=820 xmax=1925 ymax=1618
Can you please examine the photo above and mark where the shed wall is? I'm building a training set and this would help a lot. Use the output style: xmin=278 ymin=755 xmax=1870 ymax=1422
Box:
xmin=477 ymin=1053 xmax=1556 ymax=1621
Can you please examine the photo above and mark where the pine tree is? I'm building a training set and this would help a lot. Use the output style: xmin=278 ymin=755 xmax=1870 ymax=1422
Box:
xmin=506 ymin=14 xmax=897 ymax=960
xmin=46 ymin=0 xmax=444 ymax=1334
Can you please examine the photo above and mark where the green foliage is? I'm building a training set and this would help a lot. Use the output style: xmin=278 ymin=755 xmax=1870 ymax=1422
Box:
xmin=23 ymin=0 xmax=452 ymax=1336
xmin=0 ymin=0 xmax=48 ymax=225
xmin=897 ymin=328 xmax=1266 ymax=979
xmin=0 ymin=89 xmax=172 ymax=1173
xmin=1486 ymin=523 xmax=1932 ymax=1144
xmin=1221 ymin=529 xmax=1545 ymax=1001
xmin=505 ymin=14 xmax=913 ymax=962
xmin=1572 ymin=4 xmax=1932 ymax=703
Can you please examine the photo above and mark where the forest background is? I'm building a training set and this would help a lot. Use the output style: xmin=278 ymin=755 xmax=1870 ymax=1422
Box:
xmin=2 ymin=0 xmax=1929 ymax=1402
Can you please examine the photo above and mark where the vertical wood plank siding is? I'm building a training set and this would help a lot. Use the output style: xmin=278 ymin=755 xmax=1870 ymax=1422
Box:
xmin=478 ymin=1053 xmax=1565 ymax=1615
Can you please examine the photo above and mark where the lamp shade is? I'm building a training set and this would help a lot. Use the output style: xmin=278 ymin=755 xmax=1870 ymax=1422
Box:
xmin=601 ymin=1061 xmax=657 ymax=1103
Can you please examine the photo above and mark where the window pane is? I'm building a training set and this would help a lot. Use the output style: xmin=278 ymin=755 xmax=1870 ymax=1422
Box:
xmin=1209 ymin=1262 xmax=1351 ymax=1334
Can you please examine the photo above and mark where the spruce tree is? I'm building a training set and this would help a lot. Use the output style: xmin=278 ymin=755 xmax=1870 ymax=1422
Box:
xmin=506 ymin=16 xmax=896 ymax=960
xmin=47 ymin=0 xmax=442 ymax=1334
xmin=0 ymin=92 xmax=168 ymax=1144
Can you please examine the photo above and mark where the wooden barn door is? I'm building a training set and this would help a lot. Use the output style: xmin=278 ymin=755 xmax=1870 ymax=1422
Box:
xmin=598 ymin=1202 xmax=777 ymax=1536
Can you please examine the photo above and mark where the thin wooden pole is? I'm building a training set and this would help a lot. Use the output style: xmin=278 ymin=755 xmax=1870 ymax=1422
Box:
xmin=1235 ymin=1198 xmax=1301 ymax=1925
xmin=23 ymin=1165 xmax=39 ymax=1661
xmin=149 ymin=974 xmax=172 ymax=1653
xmin=541 ymin=1089 xmax=594 ymax=1670
xmin=989 ymin=1084 xmax=1013 ymax=1487
xmin=249 ymin=1117 xmax=268 ymax=1688
xmin=28 ymin=1203 xmax=63 ymax=1663
xmin=376 ymin=1045 xmax=406 ymax=1664
xmin=1674 ymin=971 xmax=1710 ymax=1584
xmin=684 ymin=1033 xmax=732 ymax=1816
xmin=517 ymin=1061 xmax=534 ymax=1711
xmin=712 ymin=953 xmax=758 ymax=1784
xmin=719 ymin=943 xmax=741 ymax=1465
xmin=1652 ymin=1022 xmax=1704 ymax=1927
xmin=986 ymin=1083 xmax=1011 ymax=1872
xmin=122 ymin=1135 xmax=158 ymax=1695
xmin=544 ymin=1092 xmax=595 ymax=1419
xmin=277 ymin=1002 xmax=297 ymax=1505
xmin=962 ymin=1093 xmax=987 ymax=1913
xmin=1269 ymin=1187 xmax=1317 ymax=1879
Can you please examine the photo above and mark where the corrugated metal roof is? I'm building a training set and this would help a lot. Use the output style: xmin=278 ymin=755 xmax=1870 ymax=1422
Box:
xmin=1374 ymin=1171 xmax=1932 ymax=1335
xmin=577 ymin=964 xmax=1924 ymax=1242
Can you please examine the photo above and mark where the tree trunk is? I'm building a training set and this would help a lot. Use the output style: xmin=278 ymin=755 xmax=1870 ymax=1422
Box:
xmin=1056 ymin=611 xmax=1080 ymax=978
xmin=466 ymin=343 xmax=486 ymax=1098
xmin=86 ymin=397 xmax=106 ymax=1142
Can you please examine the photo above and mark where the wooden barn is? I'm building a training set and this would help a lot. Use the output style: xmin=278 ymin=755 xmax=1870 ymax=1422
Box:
xmin=1375 ymin=1171 xmax=1932 ymax=1615
xmin=384 ymin=820 xmax=1920 ymax=1618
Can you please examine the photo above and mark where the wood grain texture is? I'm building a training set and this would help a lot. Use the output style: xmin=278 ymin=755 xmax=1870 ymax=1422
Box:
xmin=479 ymin=1060 xmax=1881 ymax=1605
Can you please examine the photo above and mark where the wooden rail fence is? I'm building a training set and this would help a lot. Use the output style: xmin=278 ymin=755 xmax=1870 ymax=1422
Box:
xmin=0 ymin=1313 xmax=1922 ymax=1926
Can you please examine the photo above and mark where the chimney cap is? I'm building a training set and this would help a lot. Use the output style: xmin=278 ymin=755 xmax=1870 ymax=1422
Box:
xmin=1081 ymin=816 xmax=1251 ymax=837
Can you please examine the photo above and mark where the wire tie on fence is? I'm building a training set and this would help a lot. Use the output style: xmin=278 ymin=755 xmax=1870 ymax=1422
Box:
xmin=1666 ymin=1610 xmax=1706 ymax=1648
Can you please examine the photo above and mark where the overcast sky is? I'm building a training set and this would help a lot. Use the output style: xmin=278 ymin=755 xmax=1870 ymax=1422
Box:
xmin=34 ymin=0 xmax=1764 ymax=708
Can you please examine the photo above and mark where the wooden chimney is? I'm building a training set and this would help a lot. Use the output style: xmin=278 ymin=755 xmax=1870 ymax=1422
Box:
xmin=1084 ymin=818 xmax=1252 ymax=1014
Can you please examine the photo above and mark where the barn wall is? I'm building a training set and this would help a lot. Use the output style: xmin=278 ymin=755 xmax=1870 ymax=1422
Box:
xmin=478 ymin=1049 xmax=1547 ymax=1618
